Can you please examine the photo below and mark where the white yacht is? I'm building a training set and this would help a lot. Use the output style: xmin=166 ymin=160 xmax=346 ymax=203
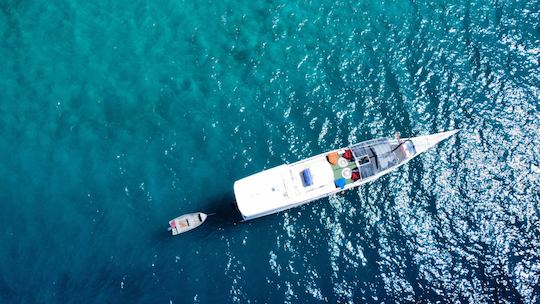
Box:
xmin=234 ymin=130 xmax=459 ymax=221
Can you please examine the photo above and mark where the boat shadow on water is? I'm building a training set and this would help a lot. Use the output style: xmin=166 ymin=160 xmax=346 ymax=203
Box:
xmin=202 ymin=193 xmax=244 ymax=229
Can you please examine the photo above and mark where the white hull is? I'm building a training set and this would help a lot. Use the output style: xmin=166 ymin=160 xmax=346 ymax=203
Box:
xmin=169 ymin=212 xmax=208 ymax=235
xmin=234 ymin=130 xmax=459 ymax=221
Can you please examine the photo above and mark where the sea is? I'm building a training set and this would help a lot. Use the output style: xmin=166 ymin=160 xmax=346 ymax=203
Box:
xmin=0 ymin=0 xmax=539 ymax=302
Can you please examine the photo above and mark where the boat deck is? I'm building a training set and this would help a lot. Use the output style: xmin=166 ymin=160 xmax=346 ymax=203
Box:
xmin=327 ymin=151 xmax=358 ymax=187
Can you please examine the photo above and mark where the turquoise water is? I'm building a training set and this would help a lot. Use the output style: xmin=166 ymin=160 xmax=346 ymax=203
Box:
xmin=1 ymin=0 xmax=539 ymax=302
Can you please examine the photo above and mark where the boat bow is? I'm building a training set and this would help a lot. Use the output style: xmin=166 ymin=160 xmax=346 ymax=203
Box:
xmin=409 ymin=130 xmax=460 ymax=154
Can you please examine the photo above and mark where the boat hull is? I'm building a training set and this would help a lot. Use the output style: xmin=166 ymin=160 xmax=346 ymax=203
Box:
xmin=234 ymin=130 xmax=458 ymax=221
xmin=169 ymin=212 xmax=208 ymax=235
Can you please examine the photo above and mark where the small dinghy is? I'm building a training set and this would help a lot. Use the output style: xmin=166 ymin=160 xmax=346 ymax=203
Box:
xmin=168 ymin=212 xmax=208 ymax=235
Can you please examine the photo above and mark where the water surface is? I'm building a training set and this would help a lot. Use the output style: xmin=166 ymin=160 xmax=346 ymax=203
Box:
xmin=0 ymin=0 xmax=539 ymax=302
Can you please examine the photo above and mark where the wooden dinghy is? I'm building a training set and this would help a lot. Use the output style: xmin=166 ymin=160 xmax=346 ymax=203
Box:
xmin=168 ymin=212 xmax=208 ymax=235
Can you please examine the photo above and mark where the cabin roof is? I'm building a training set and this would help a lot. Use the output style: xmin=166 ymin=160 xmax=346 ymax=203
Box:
xmin=234 ymin=158 xmax=335 ymax=220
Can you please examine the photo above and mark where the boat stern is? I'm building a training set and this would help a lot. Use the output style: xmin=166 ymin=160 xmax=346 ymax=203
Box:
xmin=234 ymin=165 xmax=293 ymax=220
xmin=169 ymin=219 xmax=179 ymax=235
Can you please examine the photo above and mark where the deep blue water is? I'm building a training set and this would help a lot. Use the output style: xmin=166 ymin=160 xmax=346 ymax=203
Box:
xmin=1 ymin=0 xmax=539 ymax=302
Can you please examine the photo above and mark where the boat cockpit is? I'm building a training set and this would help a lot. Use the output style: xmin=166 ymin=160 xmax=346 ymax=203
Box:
xmin=319 ymin=137 xmax=417 ymax=190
